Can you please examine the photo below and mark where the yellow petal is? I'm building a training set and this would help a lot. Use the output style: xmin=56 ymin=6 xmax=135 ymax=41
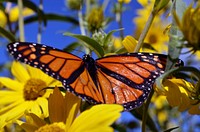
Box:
xmin=0 ymin=91 xmax=22 ymax=105
xmin=118 ymin=0 xmax=131 ymax=4
xmin=27 ymin=65 xmax=62 ymax=87
xmin=122 ymin=36 xmax=137 ymax=52
xmin=0 ymin=77 xmax=23 ymax=91
xmin=0 ymin=101 xmax=31 ymax=129
xmin=113 ymin=38 xmax=122 ymax=49
xmin=188 ymin=104 xmax=200 ymax=115
xmin=9 ymin=6 xmax=34 ymax=22
xmin=27 ymin=65 xmax=50 ymax=81
xmin=0 ymin=99 xmax=24 ymax=114
xmin=48 ymin=87 xmax=65 ymax=123
xmin=65 ymin=92 xmax=81 ymax=129
xmin=0 ymin=10 xmax=7 ymax=27
xmin=163 ymin=79 xmax=197 ymax=112
xmin=69 ymin=104 xmax=123 ymax=132
xmin=36 ymin=97 xmax=49 ymax=118
xmin=28 ymin=101 xmax=43 ymax=118
xmin=20 ymin=123 xmax=38 ymax=132
xmin=137 ymin=0 xmax=149 ymax=6
xmin=164 ymin=79 xmax=186 ymax=108
xmin=22 ymin=8 xmax=34 ymax=16
xmin=158 ymin=110 xmax=168 ymax=124
xmin=154 ymin=95 xmax=167 ymax=109
xmin=11 ymin=61 xmax=30 ymax=83
xmin=27 ymin=113 xmax=46 ymax=127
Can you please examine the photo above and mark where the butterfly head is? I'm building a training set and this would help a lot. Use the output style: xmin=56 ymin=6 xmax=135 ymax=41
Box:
xmin=82 ymin=54 xmax=97 ymax=71
xmin=83 ymin=54 xmax=94 ymax=62
xmin=176 ymin=59 xmax=184 ymax=67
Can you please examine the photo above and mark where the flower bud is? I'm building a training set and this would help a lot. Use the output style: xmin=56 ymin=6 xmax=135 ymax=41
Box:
xmin=87 ymin=7 xmax=104 ymax=33
xmin=66 ymin=0 xmax=82 ymax=10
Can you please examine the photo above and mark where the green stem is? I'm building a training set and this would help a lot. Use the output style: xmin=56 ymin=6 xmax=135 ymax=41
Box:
xmin=117 ymin=2 xmax=124 ymax=39
xmin=86 ymin=0 xmax=90 ymax=16
xmin=102 ymin=0 xmax=109 ymax=11
xmin=142 ymin=90 xmax=155 ymax=132
xmin=37 ymin=0 xmax=43 ymax=43
xmin=134 ymin=12 xmax=155 ymax=52
xmin=17 ymin=0 xmax=25 ymax=41
xmin=78 ymin=5 xmax=90 ymax=54
xmin=78 ymin=10 xmax=86 ymax=36
xmin=5 ymin=3 xmax=13 ymax=33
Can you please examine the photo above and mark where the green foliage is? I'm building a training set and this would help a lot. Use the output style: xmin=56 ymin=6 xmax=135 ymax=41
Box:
xmin=63 ymin=32 xmax=105 ymax=57
xmin=165 ymin=0 xmax=187 ymax=70
xmin=0 ymin=0 xmax=200 ymax=131
xmin=23 ymin=13 xmax=79 ymax=26
xmin=0 ymin=26 xmax=16 ymax=41
xmin=4 ymin=0 xmax=47 ymax=25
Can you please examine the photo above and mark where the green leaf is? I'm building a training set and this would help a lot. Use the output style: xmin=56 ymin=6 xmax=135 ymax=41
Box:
xmin=63 ymin=32 xmax=105 ymax=57
xmin=62 ymin=42 xmax=81 ymax=53
xmin=103 ymin=29 xmax=123 ymax=47
xmin=23 ymin=13 xmax=79 ymax=26
xmin=0 ymin=3 xmax=5 ymax=11
xmin=4 ymin=0 xmax=47 ymax=26
xmin=163 ymin=126 xmax=179 ymax=132
xmin=154 ymin=0 xmax=170 ymax=13
xmin=166 ymin=0 xmax=186 ymax=71
xmin=115 ymin=47 xmax=127 ymax=54
xmin=142 ymin=43 xmax=157 ymax=51
xmin=0 ymin=27 xmax=16 ymax=42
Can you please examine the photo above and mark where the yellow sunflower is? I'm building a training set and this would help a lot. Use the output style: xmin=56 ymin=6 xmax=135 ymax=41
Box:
xmin=122 ymin=35 xmax=166 ymax=53
xmin=150 ymin=94 xmax=169 ymax=126
xmin=134 ymin=0 xmax=169 ymax=53
xmin=0 ymin=61 xmax=62 ymax=128
xmin=195 ymin=51 xmax=200 ymax=60
xmin=0 ymin=5 xmax=34 ymax=27
xmin=20 ymin=87 xmax=123 ymax=132
xmin=155 ymin=79 xmax=200 ymax=115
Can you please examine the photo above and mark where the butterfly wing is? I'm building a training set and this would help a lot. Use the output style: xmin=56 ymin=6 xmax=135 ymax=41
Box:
xmin=95 ymin=53 xmax=166 ymax=110
xmin=7 ymin=42 xmax=181 ymax=111
xmin=7 ymin=42 xmax=85 ymax=84
xmin=7 ymin=42 xmax=103 ymax=103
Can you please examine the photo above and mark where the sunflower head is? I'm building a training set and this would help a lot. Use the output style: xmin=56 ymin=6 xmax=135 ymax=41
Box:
xmin=36 ymin=122 xmax=66 ymax=132
xmin=175 ymin=4 xmax=200 ymax=51
xmin=23 ymin=78 xmax=47 ymax=100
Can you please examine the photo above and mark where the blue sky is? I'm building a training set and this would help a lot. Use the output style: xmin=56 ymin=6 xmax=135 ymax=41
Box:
xmin=24 ymin=0 xmax=140 ymax=48
xmin=0 ymin=0 xmax=141 ymax=70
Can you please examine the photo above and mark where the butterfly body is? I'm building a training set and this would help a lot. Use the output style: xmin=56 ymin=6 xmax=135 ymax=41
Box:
xmin=7 ymin=42 xmax=182 ymax=110
xmin=82 ymin=54 xmax=99 ymax=87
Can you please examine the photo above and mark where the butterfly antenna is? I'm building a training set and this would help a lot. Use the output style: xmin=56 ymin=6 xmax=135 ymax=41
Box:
xmin=41 ymin=86 xmax=66 ymax=92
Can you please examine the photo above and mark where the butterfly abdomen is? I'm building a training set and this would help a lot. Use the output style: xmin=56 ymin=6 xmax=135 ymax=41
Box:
xmin=82 ymin=54 xmax=98 ymax=87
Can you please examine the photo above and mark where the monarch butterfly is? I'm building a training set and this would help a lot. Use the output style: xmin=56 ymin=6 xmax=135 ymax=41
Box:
xmin=7 ymin=42 xmax=182 ymax=110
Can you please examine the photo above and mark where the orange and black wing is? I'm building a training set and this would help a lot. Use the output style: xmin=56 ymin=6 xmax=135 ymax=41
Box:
xmin=7 ymin=42 xmax=84 ymax=84
xmin=7 ymin=42 xmax=103 ymax=103
xmin=95 ymin=53 xmax=167 ymax=110
xmin=7 ymin=42 xmax=182 ymax=111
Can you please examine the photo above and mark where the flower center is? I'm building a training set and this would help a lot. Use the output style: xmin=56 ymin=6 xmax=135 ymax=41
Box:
xmin=148 ymin=34 xmax=157 ymax=44
xmin=36 ymin=122 xmax=66 ymax=132
xmin=24 ymin=78 xmax=47 ymax=100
